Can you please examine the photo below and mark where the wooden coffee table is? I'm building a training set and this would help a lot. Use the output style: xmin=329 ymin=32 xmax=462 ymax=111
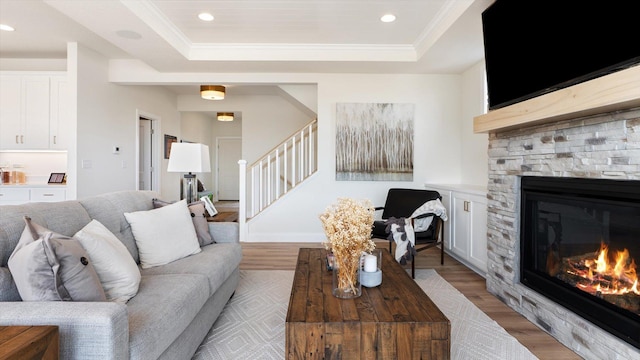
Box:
xmin=0 ymin=325 xmax=59 ymax=360
xmin=286 ymin=248 xmax=450 ymax=359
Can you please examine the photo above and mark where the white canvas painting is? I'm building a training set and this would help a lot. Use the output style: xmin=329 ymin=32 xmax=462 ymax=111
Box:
xmin=336 ymin=103 xmax=414 ymax=181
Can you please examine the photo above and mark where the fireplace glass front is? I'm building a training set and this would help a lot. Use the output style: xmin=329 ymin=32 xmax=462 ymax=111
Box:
xmin=520 ymin=176 xmax=640 ymax=348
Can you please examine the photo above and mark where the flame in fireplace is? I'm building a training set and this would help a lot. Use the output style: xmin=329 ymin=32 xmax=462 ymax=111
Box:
xmin=579 ymin=243 xmax=639 ymax=296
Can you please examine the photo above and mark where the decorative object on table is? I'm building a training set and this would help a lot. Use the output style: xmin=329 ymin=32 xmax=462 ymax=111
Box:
xmin=47 ymin=172 xmax=66 ymax=184
xmin=360 ymin=249 xmax=382 ymax=287
xmin=320 ymin=197 xmax=375 ymax=298
xmin=200 ymin=195 xmax=217 ymax=217
xmin=167 ymin=143 xmax=211 ymax=204
xmin=335 ymin=102 xmax=414 ymax=181
xmin=164 ymin=134 xmax=177 ymax=159
xmin=325 ymin=251 xmax=335 ymax=271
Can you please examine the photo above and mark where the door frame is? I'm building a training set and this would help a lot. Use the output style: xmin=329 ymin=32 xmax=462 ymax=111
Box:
xmin=135 ymin=110 xmax=161 ymax=192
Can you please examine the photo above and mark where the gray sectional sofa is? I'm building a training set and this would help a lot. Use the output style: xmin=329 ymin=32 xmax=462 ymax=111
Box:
xmin=0 ymin=190 xmax=242 ymax=360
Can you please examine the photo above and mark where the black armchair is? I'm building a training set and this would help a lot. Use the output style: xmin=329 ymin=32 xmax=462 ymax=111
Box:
xmin=371 ymin=188 xmax=445 ymax=278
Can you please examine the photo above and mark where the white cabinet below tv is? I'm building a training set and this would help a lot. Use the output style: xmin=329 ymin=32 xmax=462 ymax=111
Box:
xmin=425 ymin=184 xmax=488 ymax=277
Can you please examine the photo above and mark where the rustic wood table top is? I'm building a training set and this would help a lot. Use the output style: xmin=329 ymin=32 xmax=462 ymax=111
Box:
xmin=0 ymin=325 xmax=59 ymax=360
xmin=285 ymin=248 xmax=450 ymax=359
xmin=206 ymin=211 xmax=238 ymax=222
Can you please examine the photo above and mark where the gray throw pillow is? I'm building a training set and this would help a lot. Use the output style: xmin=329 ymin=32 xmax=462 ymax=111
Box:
xmin=152 ymin=198 xmax=215 ymax=246
xmin=7 ymin=216 xmax=107 ymax=302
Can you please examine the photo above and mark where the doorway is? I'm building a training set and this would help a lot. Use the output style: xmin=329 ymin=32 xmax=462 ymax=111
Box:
xmin=137 ymin=113 xmax=160 ymax=191
xmin=216 ymin=137 xmax=241 ymax=201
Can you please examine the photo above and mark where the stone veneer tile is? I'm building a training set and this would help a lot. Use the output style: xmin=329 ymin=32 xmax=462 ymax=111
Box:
xmin=486 ymin=106 xmax=640 ymax=360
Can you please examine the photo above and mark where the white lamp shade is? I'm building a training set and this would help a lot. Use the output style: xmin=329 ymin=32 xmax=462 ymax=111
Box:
xmin=167 ymin=143 xmax=211 ymax=173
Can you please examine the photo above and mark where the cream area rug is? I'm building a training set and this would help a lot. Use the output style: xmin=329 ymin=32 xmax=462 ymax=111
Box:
xmin=192 ymin=270 xmax=538 ymax=360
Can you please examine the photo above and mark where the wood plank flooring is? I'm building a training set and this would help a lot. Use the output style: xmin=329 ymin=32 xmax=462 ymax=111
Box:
xmin=240 ymin=241 xmax=582 ymax=360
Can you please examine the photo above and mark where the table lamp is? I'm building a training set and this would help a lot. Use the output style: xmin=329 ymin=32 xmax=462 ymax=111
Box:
xmin=167 ymin=143 xmax=211 ymax=204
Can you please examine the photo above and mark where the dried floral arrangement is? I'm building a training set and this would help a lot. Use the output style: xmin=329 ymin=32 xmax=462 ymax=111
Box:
xmin=320 ymin=197 xmax=376 ymax=296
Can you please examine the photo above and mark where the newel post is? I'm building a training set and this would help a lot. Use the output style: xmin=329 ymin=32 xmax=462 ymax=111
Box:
xmin=238 ymin=159 xmax=247 ymax=242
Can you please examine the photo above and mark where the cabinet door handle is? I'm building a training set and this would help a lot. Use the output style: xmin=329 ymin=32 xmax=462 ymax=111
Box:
xmin=53 ymin=135 xmax=57 ymax=144
xmin=42 ymin=194 xmax=55 ymax=197
xmin=464 ymin=201 xmax=469 ymax=212
xmin=20 ymin=135 xmax=24 ymax=144
xmin=15 ymin=135 xmax=19 ymax=144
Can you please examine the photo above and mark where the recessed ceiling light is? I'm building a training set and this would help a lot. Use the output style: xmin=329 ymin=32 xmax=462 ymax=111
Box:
xmin=198 ymin=12 xmax=214 ymax=21
xmin=0 ymin=24 xmax=15 ymax=32
xmin=380 ymin=14 xmax=396 ymax=23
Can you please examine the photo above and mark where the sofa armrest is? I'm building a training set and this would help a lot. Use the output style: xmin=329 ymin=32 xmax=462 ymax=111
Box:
xmin=208 ymin=222 xmax=239 ymax=243
xmin=0 ymin=301 xmax=129 ymax=360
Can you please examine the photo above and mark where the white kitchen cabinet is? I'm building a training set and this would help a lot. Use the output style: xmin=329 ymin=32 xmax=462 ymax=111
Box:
xmin=30 ymin=188 xmax=66 ymax=202
xmin=425 ymin=184 xmax=488 ymax=277
xmin=0 ymin=187 xmax=30 ymax=205
xmin=0 ymin=75 xmax=23 ymax=149
xmin=49 ymin=76 xmax=69 ymax=150
xmin=0 ymin=72 xmax=68 ymax=150
xmin=0 ymin=186 xmax=66 ymax=205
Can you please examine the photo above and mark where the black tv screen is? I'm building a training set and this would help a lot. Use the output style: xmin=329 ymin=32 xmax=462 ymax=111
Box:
xmin=482 ymin=1 xmax=640 ymax=110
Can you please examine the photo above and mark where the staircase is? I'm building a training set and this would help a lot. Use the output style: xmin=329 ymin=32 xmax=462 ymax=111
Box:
xmin=238 ymin=119 xmax=317 ymax=239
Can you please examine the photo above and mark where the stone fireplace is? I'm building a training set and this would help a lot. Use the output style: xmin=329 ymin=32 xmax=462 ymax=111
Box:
xmin=485 ymin=107 xmax=640 ymax=359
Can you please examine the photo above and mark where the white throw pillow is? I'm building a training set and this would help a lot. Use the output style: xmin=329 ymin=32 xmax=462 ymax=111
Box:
xmin=74 ymin=219 xmax=141 ymax=303
xmin=124 ymin=199 xmax=201 ymax=269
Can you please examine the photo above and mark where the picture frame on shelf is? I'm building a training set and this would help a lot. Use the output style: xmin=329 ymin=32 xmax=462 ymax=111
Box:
xmin=48 ymin=173 xmax=66 ymax=184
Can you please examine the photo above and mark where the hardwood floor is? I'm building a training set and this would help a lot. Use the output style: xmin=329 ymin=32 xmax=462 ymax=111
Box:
xmin=240 ymin=241 xmax=582 ymax=360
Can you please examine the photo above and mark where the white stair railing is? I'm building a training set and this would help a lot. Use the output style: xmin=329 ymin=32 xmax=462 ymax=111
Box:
xmin=239 ymin=119 xmax=317 ymax=226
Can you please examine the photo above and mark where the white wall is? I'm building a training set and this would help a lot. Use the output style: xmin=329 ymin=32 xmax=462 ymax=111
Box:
xmin=177 ymin=94 xmax=314 ymax=164
xmin=75 ymin=45 xmax=181 ymax=199
xmin=247 ymin=73 xmax=464 ymax=241
xmin=180 ymin=111 xmax=215 ymax=190
xmin=460 ymin=60 xmax=489 ymax=186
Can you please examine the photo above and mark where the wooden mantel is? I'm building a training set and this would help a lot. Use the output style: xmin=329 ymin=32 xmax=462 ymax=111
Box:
xmin=474 ymin=64 xmax=640 ymax=133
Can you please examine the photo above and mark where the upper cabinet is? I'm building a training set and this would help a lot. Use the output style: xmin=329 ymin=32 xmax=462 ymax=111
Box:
xmin=0 ymin=72 xmax=69 ymax=150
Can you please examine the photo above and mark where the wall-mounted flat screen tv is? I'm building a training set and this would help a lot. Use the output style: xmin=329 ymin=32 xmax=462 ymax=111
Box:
xmin=482 ymin=1 xmax=640 ymax=110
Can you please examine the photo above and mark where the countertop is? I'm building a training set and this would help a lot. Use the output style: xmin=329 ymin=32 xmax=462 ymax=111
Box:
xmin=0 ymin=183 xmax=67 ymax=188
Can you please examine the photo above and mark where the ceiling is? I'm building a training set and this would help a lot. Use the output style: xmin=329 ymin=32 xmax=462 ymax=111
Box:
xmin=0 ymin=0 xmax=493 ymax=76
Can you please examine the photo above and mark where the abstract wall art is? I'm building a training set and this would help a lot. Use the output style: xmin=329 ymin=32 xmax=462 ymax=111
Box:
xmin=336 ymin=103 xmax=414 ymax=181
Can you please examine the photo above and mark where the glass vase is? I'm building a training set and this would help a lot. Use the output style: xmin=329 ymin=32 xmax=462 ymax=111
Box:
xmin=332 ymin=254 xmax=361 ymax=298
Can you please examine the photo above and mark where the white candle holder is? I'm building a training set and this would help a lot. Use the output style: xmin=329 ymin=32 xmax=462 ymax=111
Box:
xmin=360 ymin=249 xmax=382 ymax=287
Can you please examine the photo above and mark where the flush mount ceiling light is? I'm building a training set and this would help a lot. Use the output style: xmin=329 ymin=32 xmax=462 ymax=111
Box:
xmin=380 ymin=14 xmax=396 ymax=23
xmin=198 ymin=12 xmax=214 ymax=21
xmin=0 ymin=24 xmax=15 ymax=31
xmin=217 ymin=112 xmax=234 ymax=121
xmin=200 ymin=85 xmax=225 ymax=100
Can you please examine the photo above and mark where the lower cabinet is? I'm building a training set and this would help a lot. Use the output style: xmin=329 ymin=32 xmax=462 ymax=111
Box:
xmin=425 ymin=184 xmax=488 ymax=277
xmin=0 ymin=187 xmax=66 ymax=205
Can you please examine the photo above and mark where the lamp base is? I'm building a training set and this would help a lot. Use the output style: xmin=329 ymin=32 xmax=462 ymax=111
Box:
xmin=180 ymin=173 xmax=198 ymax=204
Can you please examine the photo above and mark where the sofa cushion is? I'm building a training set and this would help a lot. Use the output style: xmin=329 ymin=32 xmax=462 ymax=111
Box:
xmin=79 ymin=190 xmax=159 ymax=264
xmin=127 ymin=274 xmax=209 ymax=360
xmin=152 ymin=198 xmax=214 ymax=246
xmin=141 ymin=242 xmax=242 ymax=297
xmin=74 ymin=219 xmax=141 ymax=303
xmin=124 ymin=199 xmax=201 ymax=269
xmin=8 ymin=217 xmax=106 ymax=301
xmin=0 ymin=201 xmax=92 ymax=267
